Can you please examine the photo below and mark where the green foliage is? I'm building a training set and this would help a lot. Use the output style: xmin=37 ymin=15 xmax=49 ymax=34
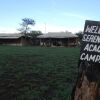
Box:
xmin=0 ymin=46 xmax=80 ymax=99
xmin=25 ymin=31 xmax=43 ymax=45
xmin=29 ymin=30 xmax=43 ymax=38
xmin=76 ymin=31 xmax=83 ymax=40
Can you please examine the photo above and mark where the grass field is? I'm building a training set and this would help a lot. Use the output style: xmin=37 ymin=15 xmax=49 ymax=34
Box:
xmin=0 ymin=46 xmax=80 ymax=100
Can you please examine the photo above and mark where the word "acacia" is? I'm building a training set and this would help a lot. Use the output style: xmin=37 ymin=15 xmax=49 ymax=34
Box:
xmin=84 ymin=43 xmax=100 ymax=53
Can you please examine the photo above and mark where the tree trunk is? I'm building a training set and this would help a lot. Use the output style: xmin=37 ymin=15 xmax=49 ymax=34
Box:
xmin=72 ymin=61 xmax=100 ymax=100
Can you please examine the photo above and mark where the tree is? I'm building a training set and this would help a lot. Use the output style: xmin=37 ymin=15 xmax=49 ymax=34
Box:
xmin=28 ymin=31 xmax=43 ymax=45
xmin=29 ymin=31 xmax=43 ymax=38
xmin=75 ymin=31 xmax=83 ymax=46
xmin=76 ymin=31 xmax=83 ymax=41
xmin=18 ymin=18 xmax=35 ymax=34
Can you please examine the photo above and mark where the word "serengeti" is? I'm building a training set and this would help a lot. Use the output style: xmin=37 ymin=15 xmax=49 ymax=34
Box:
xmin=82 ymin=34 xmax=100 ymax=43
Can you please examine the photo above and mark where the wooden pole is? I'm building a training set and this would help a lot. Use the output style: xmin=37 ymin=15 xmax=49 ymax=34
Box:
xmin=72 ymin=20 xmax=100 ymax=100
xmin=72 ymin=61 xmax=100 ymax=100
xmin=67 ymin=38 xmax=69 ymax=47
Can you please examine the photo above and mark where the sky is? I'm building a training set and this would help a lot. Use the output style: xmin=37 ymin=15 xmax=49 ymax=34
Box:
xmin=0 ymin=0 xmax=100 ymax=34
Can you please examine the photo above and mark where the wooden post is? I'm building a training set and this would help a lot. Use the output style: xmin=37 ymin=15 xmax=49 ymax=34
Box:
xmin=72 ymin=61 xmax=100 ymax=100
xmin=67 ymin=38 xmax=69 ymax=47
xmin=72 ymin=20 xmax=100 ymax=100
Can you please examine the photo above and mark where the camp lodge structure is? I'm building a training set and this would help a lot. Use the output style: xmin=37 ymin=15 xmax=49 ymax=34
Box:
xmin=0 ymin=33 xmax=32 ymax=46
xmin=37 ymin=32 xmax=79 ymax=47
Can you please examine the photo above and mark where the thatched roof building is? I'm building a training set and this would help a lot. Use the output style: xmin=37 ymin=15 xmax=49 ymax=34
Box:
xmin=38 ymin=32 xmax=78 ymax=38
xmin=37 ymin=32 xmax=78 ymax=47
xmin=0 ymin=33 xmax=32 ymax=46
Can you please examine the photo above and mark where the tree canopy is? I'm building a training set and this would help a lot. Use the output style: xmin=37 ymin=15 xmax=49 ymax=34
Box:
xmin=18 ymin=18 xmax=35 ymax=34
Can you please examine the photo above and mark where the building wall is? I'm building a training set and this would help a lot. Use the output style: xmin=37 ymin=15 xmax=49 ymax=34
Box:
xmin=0 ymin=38 xmax=21 ymax=46
xmin=21 ymin=37 xmax=32 ymax=46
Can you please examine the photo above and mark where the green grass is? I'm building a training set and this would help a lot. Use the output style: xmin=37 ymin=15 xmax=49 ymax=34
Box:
xmin=0 ymin=46 xmax=80 ymax=100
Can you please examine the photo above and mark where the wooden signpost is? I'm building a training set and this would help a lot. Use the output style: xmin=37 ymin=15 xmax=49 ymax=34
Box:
xmin=72 ymin=20 xmax=100 ymax=100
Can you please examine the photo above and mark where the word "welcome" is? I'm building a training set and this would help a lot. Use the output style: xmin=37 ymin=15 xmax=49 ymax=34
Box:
xmin=85 ymin=25 xmax=100 ymax=34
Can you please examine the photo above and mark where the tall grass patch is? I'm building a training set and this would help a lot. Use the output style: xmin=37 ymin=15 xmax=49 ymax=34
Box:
xmin=0 ymin=46 xmax=80 ymax=100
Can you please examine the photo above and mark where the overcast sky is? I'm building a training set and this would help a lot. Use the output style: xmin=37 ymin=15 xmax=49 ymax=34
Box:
xmin=0 ymin=0 xmax=100 ymax=33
